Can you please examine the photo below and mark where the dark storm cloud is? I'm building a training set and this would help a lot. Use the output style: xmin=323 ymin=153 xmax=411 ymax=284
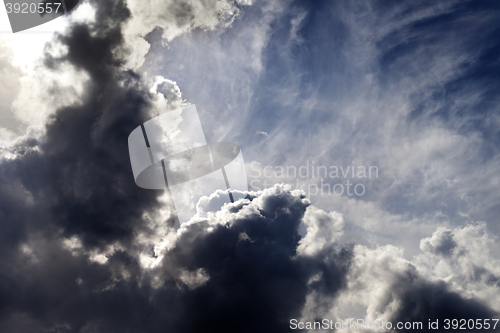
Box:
xmin=155 ymin=190 xmax=352 ymax=333
xmin=0 ymin=1 xmax=353 ymax=330
xmin=0 ymin=183 xmax=353 ymax=332
xmin=0 ymin=4 xmax=153 ymax=332
xmin=1 ymin=0 xmax=500 ymax=332
xmin=4 ymin=0 xmax=163 ymax=249
xmin=0 ymin=0 xmax=160 ymax=328
xmin=390 ymin=267 xmax=499 ymax=332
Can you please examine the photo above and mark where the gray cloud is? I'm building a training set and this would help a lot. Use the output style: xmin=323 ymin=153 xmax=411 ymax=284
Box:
xmin=420 ymin=228 xmax=457 ymax=257
xmin=390 ymin=271 xmax=498 ymax=332
xmin=1 ymin=0 xmax=500 ymax=332
xmin=0 ymin=2 xmax=353 ymax=330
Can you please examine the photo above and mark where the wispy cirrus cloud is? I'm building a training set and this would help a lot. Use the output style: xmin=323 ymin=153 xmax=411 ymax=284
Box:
xmin=0 ymin=0 xmax=499 ymax=331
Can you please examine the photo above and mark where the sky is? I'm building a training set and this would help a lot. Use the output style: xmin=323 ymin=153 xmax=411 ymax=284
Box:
xmin=0 ymin=0 xmax=499 ymax=332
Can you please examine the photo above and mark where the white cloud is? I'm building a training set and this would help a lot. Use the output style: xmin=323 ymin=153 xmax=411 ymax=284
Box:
xmin=300 ymin=221 xmax=500 ymax=329
xmin=150 ymin=75 xmax=188 ymax=112
xmin=297 ymin=206 xmax=344 ymax=257
xmin=415 ymin=223 xmax=500 ymax=312
xmin=122 ymin=0 xmax=254 ymax=69
xmin=0 ymin=2 xmax=95 ymax=147
xmin=178 ymin=268 xmax=210 ymax=289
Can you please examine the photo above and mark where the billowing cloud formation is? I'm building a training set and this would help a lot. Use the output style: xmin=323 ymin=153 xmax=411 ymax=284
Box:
xmin=319 ymin=222 xmax=500 ymax=333
xmin=416 ymin=223 xmax=500 ymax=312
xmin=0 ymin=0 xmax=500 ymax=332
xmin=0 ymin=2 xmax=351 ymax=331
xmin=122 ymin=0 xmax=253 ymax=68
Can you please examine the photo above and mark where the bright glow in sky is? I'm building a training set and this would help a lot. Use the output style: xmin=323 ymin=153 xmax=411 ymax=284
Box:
xmin=1 ymin=1 xmax=500 ymax=331
xmin=0 ymin=0 xmax=95 ymax=68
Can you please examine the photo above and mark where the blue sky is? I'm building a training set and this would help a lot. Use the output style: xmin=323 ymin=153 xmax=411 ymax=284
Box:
xmin=138 ymin=0 xmax=500 ymax=254
xmin=0 ymin=0 xmax=500 ymax=331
